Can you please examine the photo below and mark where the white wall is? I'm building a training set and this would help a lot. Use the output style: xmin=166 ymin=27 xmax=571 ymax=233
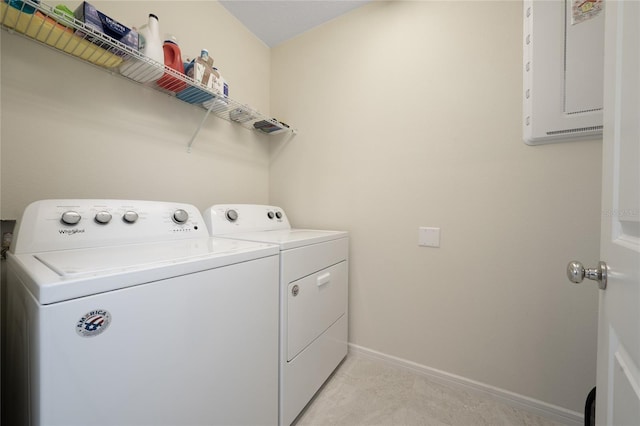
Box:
xmin=1 ymin=1 xmax=271 ymax=219
xmin=270 ymin=1 xmax=601 ymax=414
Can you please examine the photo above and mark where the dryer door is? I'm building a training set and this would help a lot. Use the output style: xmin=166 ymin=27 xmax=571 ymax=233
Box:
xmin=287 ymin=261 xmax=347 ymax=361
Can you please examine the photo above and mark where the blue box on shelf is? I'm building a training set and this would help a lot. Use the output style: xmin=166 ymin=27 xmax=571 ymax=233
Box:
xmin=73 ymin=1 xmax=138 ymax=56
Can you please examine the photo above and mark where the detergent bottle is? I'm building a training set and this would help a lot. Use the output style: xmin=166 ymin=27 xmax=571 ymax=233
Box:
xmin=119 ymin=13 xmax=164 ymax=83
xmin=157 ymin=35 xmax=186 ymax=92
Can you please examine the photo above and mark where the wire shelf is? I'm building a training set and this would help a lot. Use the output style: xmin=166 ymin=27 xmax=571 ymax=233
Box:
xmin=0 ymin=0 xmax=296 ymax=148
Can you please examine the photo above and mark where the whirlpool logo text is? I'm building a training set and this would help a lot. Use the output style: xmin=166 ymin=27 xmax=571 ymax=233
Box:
xmin=58 ymin=229 xmax=85 ymax=235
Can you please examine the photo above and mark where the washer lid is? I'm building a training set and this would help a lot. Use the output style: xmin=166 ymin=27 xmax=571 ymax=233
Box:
xmin=9 ymin=237 xmax=278 ymax=304
xmin=219 ymin=229 xmax=348 ymax=250
xmin=35 ymin=239 xmax=221 ymax=278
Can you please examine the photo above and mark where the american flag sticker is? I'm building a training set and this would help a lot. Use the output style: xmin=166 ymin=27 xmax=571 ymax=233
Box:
xmin=76 ymin=310 xmax=112 ymax=337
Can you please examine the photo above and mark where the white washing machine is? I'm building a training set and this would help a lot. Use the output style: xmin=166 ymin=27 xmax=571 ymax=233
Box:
xmin=203 ymin=204 xmax=348 ymax=426
xmin=5 ymin=199 xmax=280 ymax=426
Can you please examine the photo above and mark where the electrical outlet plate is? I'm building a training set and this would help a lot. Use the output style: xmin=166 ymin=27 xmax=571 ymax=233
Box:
xmin=418 ymin=227 xmax=440 ymax=248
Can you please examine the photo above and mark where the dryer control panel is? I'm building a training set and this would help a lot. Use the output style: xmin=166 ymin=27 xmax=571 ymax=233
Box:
xmin=11 ymin=199 xmax=208 ymax=254
xmin=204 ymin=204 xmax=291 ymax=236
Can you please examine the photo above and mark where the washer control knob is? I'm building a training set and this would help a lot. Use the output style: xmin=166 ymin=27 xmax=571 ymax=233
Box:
xmin=267 ymin=211 xmax=275 ymax=219
xmin=94 ymin=211 xmax=112 ymax=224
xmin=122 ymin=211 xmax=139 ymax=224
xmin=173 ymin=209 xmax=189 ymax=224
xmin=61 ymin=211 xmax=81 ymax=225
xmin=275 ymin=211 xmax=283 ymax=219
xmin=226 ymin=209 xmax=238 ymax=222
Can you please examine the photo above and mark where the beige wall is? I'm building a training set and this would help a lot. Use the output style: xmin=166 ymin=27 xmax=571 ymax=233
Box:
xmin=270 ymin=1 xmax=601 ymax=413
xmin=1 ymin=1 xmax=271 ymax=219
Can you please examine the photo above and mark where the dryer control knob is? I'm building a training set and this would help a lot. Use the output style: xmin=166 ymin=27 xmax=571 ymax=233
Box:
xmin=61 ymin=211 xmax=81 ymax=225
xmin=95 ymin=211 xmax=112 ymax=224
xmin=267 ymin=211 xmax=275 ymax=219
xmin=226 ymin=209 xmax=238 ymax=222
xmin=173 ymin=209 xmax=189 ymax=224
xmin=123 ymin=211 xmax=139 ymax=224
xmin=275 ymin=211 xmax=283 ymax=219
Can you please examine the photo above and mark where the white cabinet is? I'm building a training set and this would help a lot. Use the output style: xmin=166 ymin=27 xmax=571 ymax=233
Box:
xmin=522 ymin=0 xmax=603 ymax=145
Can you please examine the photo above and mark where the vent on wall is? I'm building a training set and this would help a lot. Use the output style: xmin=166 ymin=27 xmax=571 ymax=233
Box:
xmin=523 ymin=0 xmax=604 ymax=145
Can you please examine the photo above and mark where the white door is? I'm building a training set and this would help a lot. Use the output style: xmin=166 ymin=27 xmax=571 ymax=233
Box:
xmin=596 ymin=1 xmax=640 ymax=424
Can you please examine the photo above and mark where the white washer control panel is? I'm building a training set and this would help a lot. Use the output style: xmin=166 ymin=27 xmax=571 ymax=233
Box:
xmin=11 ymin=200 xmax=209 ymax=254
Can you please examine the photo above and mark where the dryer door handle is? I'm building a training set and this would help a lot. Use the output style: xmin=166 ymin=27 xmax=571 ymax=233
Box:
xmin=316 ymin=272 xmax=331 ymax=287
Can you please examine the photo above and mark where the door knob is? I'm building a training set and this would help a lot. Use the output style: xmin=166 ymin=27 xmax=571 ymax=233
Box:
xmin=567 ymin=261 xmax=607 ymax=290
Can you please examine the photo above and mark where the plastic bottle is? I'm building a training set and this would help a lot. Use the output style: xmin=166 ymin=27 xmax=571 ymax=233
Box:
xmin=119 ymin=13 xmax=164 ymax=83
xmin=157 ymin=35 xmax=186 ymax=92
xmin=199 ymin=49 xmax=209 ymax=63
xmin=185 ymin=49 xmax=209 ymax=77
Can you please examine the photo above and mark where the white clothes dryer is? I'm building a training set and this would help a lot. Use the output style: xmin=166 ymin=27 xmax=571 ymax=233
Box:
xmin=5 ymin=199 xmax=280 ymax=426
xmin=203 ymin=204 xmax=349 ymax=426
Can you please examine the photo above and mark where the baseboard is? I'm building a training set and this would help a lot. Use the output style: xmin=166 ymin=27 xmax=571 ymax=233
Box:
xmin=348 ymin=343 xmax=583 ymax=426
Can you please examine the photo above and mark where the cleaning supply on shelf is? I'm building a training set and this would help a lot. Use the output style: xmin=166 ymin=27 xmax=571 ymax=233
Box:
xmin=176 ymin=49 xmax=215 ymax=104
xmin=4 ymin=0 xmax=40 ymax=14
xmin=157 ymin=35 xmax=186 ymax=93
xmin=229 ymin=106 xmax=257 ymax=123
xmin=119 ymin=13 xmax=164 ymax=83
xmin=53 ymin=4 xmax=73 ymax=20
xmin=73 ymin=1 xmax=138 ymax=57
xmin=212 ymin=67 xmax=228 ymax=96
xmin=1 ymin=1 xmax=124 ymax=67
xmin=202 ymin=67 xmax=229 ymax=111
xmin=253 ymin=119 xmax=289 ymax=134
xmin=35 ymin=4 xmax=74 ymax=33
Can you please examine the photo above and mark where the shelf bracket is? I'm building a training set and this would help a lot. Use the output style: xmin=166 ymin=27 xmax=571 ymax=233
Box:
xmin=186 ymin=107 xmax=214 ymax=153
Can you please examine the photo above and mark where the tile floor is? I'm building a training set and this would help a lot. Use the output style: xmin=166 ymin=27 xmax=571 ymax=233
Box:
xmin=294 ymin=354 xmax=566 ymax=426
